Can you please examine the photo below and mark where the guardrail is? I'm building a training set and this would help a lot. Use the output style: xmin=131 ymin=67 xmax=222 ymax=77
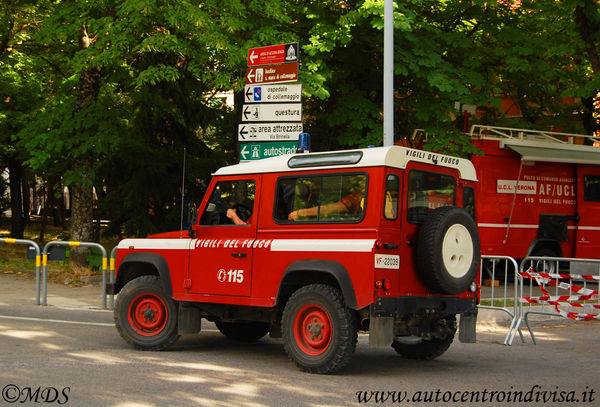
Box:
xmin=0 ymin=238 xmax=42 ymax=305
xmin=517 ymin=256 xmax=600 ymax=344
xmin=41 ymin=240 xmax=112 ymax=309
xmin=478 ymin=255 xmax=524 ymax=345
xmin=1 ymin=237 xmax=115 ymax=309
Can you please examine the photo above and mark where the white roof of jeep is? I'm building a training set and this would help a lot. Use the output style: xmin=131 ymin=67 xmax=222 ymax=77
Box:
xmin=214 ymin=146 xmax=477 ymax=181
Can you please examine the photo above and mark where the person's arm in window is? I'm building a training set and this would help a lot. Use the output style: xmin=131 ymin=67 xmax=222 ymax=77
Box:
xmin=227 ymin=208 xmax=247 ymax=225
xmin=288 ymin=191 xmax=362 ymax=220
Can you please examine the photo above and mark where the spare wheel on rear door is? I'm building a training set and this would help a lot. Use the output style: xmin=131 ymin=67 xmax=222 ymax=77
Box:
xmin=416 ymin=206 xmax=480 ymax=295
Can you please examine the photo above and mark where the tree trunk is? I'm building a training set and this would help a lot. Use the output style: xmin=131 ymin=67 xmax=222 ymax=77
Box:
xmin=69 ymin=25 xmax=101 ymax=266
xmin=7 ymin=157 xmax=24 ymax=239
xmin=21 ymin=169 xmax=31 ymax=224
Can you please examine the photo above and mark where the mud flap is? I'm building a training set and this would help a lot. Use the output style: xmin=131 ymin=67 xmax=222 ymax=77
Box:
xmin=178 ymin=304 xmax=201 ymax=335
xmin=458 ymin=310 xmax=477 ymax=343
xmin=368 ymin=316 xmax=394 ymax=348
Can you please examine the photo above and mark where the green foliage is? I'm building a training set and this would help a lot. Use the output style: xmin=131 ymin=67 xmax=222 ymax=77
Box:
xmin=2 ymin=0 xmax=599 ymax=238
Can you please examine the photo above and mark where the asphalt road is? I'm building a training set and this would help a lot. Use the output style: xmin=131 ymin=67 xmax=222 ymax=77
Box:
xmin=0 ymin=278 xmax=599 ymax=406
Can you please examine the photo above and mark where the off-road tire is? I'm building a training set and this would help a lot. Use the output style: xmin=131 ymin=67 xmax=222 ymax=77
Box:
xmin=282 ymin=284 xmax=357 ymax=374
xmin=215 ymin=320 xmax=270 ymax=342
xmin=115 ymin=275 xmax=180 ymax=351
xmin=417 ymin=206 xmax=480 ymax=295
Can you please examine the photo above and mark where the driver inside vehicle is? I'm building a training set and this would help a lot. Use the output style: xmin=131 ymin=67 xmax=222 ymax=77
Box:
xmin=199 ymin=179 xmax=255 ymax=226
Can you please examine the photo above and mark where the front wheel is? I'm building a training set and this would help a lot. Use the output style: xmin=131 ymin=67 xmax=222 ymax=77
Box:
xmin=114 ymin=275 xmax=180 ymax=351
xmin=282 ymin=284 xmax=357 ymax=374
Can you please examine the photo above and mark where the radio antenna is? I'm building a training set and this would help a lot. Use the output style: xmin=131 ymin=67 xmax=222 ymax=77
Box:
xmin=179 ymin=147 xmax=186 ymax=237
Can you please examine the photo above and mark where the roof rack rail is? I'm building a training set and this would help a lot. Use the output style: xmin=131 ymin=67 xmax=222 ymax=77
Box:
xmin=469 ymin=125 xmax=597 ymax=145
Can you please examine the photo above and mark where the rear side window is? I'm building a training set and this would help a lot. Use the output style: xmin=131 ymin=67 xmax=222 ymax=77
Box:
xmin=384 ymin=174 xmax=400 ymax=220
xmin=584 ymin=175 xmax=600 ymax=202
xmin=275 ymin=173 xmax=367 ymax=223
xmin=407 ymin=170 xmax=456 ymax=223
xmin=463 ymin=186 xmax=476 ymax=220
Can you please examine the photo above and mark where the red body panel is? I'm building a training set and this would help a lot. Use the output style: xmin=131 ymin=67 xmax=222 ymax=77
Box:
xmin=471 ymin=139 xmax=600 ymax=260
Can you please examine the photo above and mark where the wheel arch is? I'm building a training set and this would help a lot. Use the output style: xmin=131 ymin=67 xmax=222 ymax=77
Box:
xmin=526 ymin=239 xmax=564 ymax=258
xmin=115 ymin=252 xmax=173 ymax=297
xmin=276 ymin=259 xmax=358 ymax=310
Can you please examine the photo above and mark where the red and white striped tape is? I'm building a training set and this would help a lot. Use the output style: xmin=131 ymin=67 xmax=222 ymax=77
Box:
xmin=520 ymin=268 xmax=600 ymax=321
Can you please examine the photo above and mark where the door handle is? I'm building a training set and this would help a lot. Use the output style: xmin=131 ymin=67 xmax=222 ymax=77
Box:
xmin=383 ymin=243 xmax=398 ymax=250
xmin=231 ymin=252 xmax=247 ymax=258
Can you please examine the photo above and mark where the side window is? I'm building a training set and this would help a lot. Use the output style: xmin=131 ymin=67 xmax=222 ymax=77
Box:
xmin=275 ymin=173 xmax=367 ymax=223
xmin=583 ymin=175 xmax=600 ymax=202
xmin=200 ymin=179 xmax=256 ymax=225
xmin=407 ymin=170 xmax=456 ymax=223
xmin=384 ymin=174 xmax=400 ymax=220
xmin=463 ymin=186 xmax=476 ymax=220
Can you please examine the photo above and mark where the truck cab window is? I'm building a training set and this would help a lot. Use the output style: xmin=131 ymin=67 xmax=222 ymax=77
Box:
xmin=200 ymin=179 xmax=256 ymax=225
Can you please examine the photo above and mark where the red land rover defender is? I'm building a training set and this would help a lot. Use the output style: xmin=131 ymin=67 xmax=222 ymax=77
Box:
xmin=111 ymin=146 xmax=481 ymax=374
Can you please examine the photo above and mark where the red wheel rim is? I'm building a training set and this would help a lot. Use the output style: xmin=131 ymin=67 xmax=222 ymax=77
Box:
xmin=293 ymin=304 xmax=332 ymax=356
xmin=128 ymin=293 xmax=168 ymax=336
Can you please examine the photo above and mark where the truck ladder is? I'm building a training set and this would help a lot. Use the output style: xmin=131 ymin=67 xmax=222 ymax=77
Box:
xmin=469 ymin=125 xmax=597 ymax=146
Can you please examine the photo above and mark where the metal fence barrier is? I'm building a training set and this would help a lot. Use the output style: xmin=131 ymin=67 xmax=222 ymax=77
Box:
xmin=517 ymin=256 xmax=600 ymax=344
xmin=1 ymin=237 xmax=114 ymax=309
xmin=0 ymin=238 xmax=42 ymax=305
xmin=478 ymin=255 xmax=524 ymax=345
xmin=41 ymin=241 xmax=113 ymax=309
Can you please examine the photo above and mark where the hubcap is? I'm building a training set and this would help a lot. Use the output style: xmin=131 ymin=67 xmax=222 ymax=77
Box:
xmin=294 ymin=304 xmax=332 ymax=356
xmin=442 ymin=224 xmax=474 ymax=278
xmin=128 ymin=293 xmax=168 ymax=336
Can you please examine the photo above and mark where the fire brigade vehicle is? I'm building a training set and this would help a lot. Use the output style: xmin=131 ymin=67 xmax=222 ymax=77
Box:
xmin=468 ymin=125 xmax=600 ymax=268
xmin=109 ymin=145 xmax=481 ymax=374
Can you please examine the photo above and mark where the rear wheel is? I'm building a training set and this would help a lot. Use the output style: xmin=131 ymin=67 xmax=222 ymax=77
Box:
xmin=215 ymin=320 xmax=270 ymax=342
xmin=282 ymin=284 xmax=357 ymax=374
xmin=392 ymin=316 xmax=456 ymax=360
xmin=115 ymin=275 xmax=180 ymax=350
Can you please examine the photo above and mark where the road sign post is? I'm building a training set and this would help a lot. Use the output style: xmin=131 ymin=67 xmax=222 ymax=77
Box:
xmin=240 ymin=141 xmax=298 ymax=161
xmin=247 ymin=43 xmax=299 ymax=66
xmin=238 ymin=123 xmax=303 ymax=142
xmin=241 ymin=43 xmax=303 ymax=162
xmin=244 ymin=84 xmax=302 ymax=103
xmin=242 ymin=103 xmax=302 ymax=122
xmin=246 ymin=63 xmax=299 ymax=85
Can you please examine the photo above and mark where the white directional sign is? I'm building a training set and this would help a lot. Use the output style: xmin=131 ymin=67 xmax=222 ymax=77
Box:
xmin=242 ymin=103 xmax=302 ymax=122
xmin=244 ymin=84 xmax=302 ymax=104
xmin=238 ymin=123 xmax=303 ymax=141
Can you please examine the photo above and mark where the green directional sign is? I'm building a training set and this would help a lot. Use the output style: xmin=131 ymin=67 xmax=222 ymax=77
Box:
xmin=240 ymin=141 xmax=297 ymax=161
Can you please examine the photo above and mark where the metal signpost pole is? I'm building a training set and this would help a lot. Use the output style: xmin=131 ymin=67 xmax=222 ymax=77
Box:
xmin=383 ymin=0 xmax=394 ymax=147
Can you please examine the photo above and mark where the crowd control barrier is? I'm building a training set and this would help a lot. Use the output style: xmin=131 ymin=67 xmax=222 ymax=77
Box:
xmin=478 ymin=255 xmax=524 ymax=345
xmin=517 ymin=256 xmax=600 ymax=344
xmin=0 ymin=238 xmax=42 ymax=305
xmin=41 ymin=241 xmax=113 ymax=309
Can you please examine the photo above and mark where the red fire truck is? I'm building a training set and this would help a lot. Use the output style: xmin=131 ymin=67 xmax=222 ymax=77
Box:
xmin=468 ymin=125 xmax=600 ymax=263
